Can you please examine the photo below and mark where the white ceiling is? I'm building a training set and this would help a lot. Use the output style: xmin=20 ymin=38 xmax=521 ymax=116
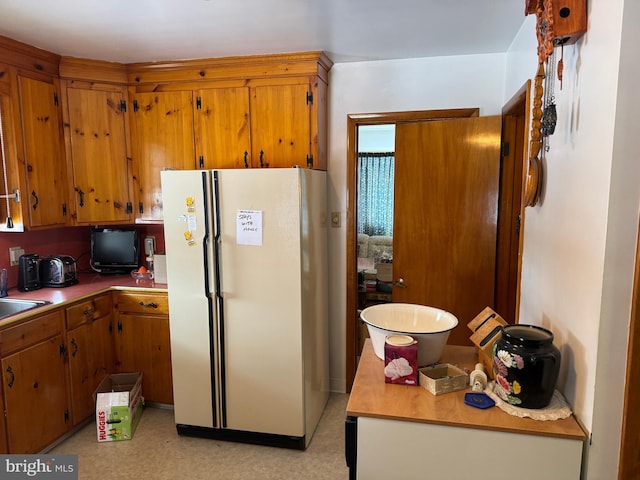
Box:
xmin=0 ymin=0 xmax=526 ymax=64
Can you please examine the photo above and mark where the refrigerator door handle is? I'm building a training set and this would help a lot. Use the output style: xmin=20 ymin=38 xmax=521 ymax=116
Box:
xmin=212 ymin=170 xmax=228 ymax=428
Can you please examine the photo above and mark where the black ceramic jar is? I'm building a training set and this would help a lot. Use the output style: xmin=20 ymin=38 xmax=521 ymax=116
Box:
xmin=492 ymin=324 xmax=561 ymax=409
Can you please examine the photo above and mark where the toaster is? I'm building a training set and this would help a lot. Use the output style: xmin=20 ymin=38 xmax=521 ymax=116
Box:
xmin=39 ymin=255 xmax=78 ymax=287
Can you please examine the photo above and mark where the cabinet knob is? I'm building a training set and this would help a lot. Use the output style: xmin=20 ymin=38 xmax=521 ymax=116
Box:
xmin=393 ymin=278 xmax=407 ymax=288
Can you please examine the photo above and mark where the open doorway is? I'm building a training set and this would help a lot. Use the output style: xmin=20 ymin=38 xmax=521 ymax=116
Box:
xmin=345 ymin=88 xmax=530 ymax=391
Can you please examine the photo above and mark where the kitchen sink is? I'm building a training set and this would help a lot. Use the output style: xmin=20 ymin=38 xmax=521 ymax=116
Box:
xmin=0 ymin=298 xmax=51 ymax=320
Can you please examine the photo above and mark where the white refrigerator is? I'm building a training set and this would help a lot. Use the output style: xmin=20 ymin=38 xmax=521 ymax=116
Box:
xmin=161 ymin=168 xmax=329 ymax=450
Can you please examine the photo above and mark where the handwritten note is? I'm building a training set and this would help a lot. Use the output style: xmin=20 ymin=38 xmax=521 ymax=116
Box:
xmin=236 ymin=210 xmax=262 ymax=246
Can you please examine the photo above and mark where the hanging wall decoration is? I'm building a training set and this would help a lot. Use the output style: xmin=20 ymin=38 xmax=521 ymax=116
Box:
xmin=524 ymin=0 xmax=587 ymax=207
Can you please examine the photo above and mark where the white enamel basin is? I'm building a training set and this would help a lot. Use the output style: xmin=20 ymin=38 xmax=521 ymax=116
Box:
xmin=360 ymin=303 xmax=458 ymax=366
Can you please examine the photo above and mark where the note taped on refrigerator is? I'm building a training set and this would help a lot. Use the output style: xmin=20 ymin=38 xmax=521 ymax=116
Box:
xmin=237 ymin=210 xmax=262 ymax=246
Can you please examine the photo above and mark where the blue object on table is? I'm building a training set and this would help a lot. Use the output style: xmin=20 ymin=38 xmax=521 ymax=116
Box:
xmin=464 ymin=392 xmax=495 ymax=409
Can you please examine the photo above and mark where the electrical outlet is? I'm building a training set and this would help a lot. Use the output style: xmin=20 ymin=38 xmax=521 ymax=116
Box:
xmin=9 ymin=246 xmax=24 ymax=266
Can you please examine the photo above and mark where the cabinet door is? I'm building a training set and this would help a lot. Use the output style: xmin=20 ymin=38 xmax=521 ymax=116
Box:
xmin=115 ymin=313 xmax=173 ymax=404
xmin=17 ymin=75 xmax=68 ymax=227
xmin=2 ymin=335 xmax=69 ymax=453
xmin=130 ymin=90 xmax=195 ymax=221
xmin=65 ymin=86 xmax=132 ymax=224
xmin=67 ymin=315 xmax=114 ymax=425
xmin=196 ymin=86 xmax=251 ymax=169
xmin=250 ymin=83 xmax=311 ymax=168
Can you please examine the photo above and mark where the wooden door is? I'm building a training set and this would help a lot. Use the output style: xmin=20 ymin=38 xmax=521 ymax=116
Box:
xmin=250 ymin=82 xmax=311 ymax=168
xmin=196 ymin=86 xmax=251 ymax=169
xmin=115 ymin=314 xmax=173 ymax=404
xmin=393 ymin=116 xmax=502 ymax=346
xmin=65 ymin=86 xmax=132 ymax=224
xmin=17 ymin=76 xmax=68 ymax=228
xmin=2 ymin=336 xmax=69 ymax=453
xmin=130 ymin=90 xmax=195 ymax=221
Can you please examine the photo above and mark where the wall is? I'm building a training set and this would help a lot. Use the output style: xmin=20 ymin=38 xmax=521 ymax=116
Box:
xmin=0 ymin=224 xmax=164 ymax=289
xmin=505 ymin=0 xmax=640 ymax=477
xmin=326 ymin=53 xmax=507 ymax=392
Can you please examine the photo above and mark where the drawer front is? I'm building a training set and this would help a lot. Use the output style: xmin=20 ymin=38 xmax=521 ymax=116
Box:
xmin=66 ymin=294 xmax=113 ymax=330
xmin=0 ymin=310 xmax=64 ymax=356
xmin=115 ymin=292 xmax=169 ymax=315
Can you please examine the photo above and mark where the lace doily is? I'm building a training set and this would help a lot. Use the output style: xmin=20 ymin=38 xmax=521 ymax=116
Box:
xmin=483 ymin=381 xmax=573 ymax=421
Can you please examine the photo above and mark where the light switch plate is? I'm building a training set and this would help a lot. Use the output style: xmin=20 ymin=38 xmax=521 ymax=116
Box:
xmin=331 ymin=211 xmax=341 ymax=228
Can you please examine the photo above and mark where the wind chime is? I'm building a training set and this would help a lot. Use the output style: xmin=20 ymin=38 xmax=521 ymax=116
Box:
xmin=524 ymin=0 xmax=587 ymax=207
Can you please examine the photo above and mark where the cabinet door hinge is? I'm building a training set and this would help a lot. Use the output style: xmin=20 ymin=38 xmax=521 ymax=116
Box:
xmin=62 ymin=203 xmax=67 ymax=216
xmin=120 ymin=99 xmax=127 ymax=112
xmin=306 ymin=154 xmax=314 ymax=168
xmin=126 ymin=202 xmax=133 ymax=214
xmin=64 ymin=409 xmax=70 ymax=424
xmin=501 ymin=141 xmax=510 ymax=157
xmin=196 ymin=96 xmax=202 ymax=110
xmin=138 ymin=202 xmax=144 ymax=214
xmin=133 ymin=99 xmax=139 ymax=112
xmin=53 ymin=92 xmax=59 ymax=106
xmin=199 ymin=156 xmax=204 ymax=169
xmin=306 ymin=91 xmax=313 ymax=105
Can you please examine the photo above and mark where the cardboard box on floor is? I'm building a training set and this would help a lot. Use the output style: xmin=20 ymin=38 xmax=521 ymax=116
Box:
xmin=467 ymin=307 xmax=508 ymax=380
xmin=94 ymin=372 xmax=144 ymax=442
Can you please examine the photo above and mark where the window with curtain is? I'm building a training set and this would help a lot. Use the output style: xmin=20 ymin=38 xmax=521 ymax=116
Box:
xmin=357 ymin=152 xmax=395 ymax=236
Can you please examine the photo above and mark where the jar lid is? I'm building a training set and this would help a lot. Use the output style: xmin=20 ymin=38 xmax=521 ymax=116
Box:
xmin=502 ymin=325 xmax=554 ymax=345
xmin=386 ymin=335 xmax=415 ymax=346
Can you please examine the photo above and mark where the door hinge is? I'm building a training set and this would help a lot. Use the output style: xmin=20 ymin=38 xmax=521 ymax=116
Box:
xmin=62 ymin=203 xmax=67 ymax=216
xmin=196 ymin=96 xmax=202 ymax=110
xmin=138 ymin=202 xmax=143 ymax=214
xmin=133 ymin=99 xmax=139 ymax=112
xmin=306 ymin=154 xmax=314 ymax=168
xmin=306 ymin=91 xmax=313 ymax=105
xmin=516 ymin=214 xmax=521 ymax=235
xmin=64 ymin=409 xmax=70 ymax=424
xmin=53 ymin=92 xmax=59 ymax=106
xmin=199 ymin=156 xmax=204 ymax=169
xmin=120 ymin=99 xmax=127 ymax=112
xmin=126 ymin=202 xmax=133 ymax=214
xmin=501 ymin=141 xmax=510 ymax=157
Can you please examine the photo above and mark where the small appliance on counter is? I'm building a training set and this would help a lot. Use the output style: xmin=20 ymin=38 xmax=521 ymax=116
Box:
xmin=17 ymin=254 xmax=41 ymax=292
xmin=39 ymin=255 xmax=78 ymax=287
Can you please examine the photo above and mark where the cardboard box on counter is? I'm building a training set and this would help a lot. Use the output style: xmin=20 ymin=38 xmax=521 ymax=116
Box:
xmin=419 ymin=364 xmax=469 ymax=395
xmin=94 ymin=372 xmax=144 ymax=442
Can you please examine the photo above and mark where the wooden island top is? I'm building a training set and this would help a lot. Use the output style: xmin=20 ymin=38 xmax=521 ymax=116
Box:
xmin=347 ymin=340 xmax=586 ymax=441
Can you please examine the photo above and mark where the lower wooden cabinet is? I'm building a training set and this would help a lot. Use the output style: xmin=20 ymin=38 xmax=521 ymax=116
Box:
xmin=113 ymin=291 xmax=173 ymax=404
xmin=0 ymin=289 xmax=172 ymax=453
xmin=0 ymin=310 xmax=71 ymax=453
xmin=65 ymin=294 xmax=115 ymax=425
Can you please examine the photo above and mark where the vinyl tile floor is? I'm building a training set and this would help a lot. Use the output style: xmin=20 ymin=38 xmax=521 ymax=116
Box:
xmin=49 ymin=393 xmax=350 ymax=480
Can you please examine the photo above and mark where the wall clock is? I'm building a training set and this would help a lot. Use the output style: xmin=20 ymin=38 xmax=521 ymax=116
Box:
xmin=524 ymin=0 xmax=587 ymax=207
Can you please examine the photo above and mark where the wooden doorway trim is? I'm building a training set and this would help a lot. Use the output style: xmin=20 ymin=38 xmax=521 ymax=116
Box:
xmin=619 ymin=215 xmax=640 ymax=479
xmin=345 ymin=108 xmax=480 ymax=392
xmin=494 ymin=80 xmax=531 ymax=323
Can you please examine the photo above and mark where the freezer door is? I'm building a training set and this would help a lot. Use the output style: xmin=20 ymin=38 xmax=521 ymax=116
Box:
xmin=161 ymin=169 xmax=220 ymax=428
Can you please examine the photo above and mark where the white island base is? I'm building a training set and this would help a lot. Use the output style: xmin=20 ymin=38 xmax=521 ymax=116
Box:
xmin=346 ymin=341 xmax=585 ymax=480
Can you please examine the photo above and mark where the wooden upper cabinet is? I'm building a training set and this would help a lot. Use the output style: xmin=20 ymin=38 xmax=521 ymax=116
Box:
xmin=196 ymin=86 xmax=251 ymax=169
xmin=16 ymin=75 xmax=68 ymax=228
xmin=64 ymin=84 xmax=133 ymax=224
xmin=250 ymin=82 xmax=313 ymax=169
xmin=130 ymin=90 xmax=196 ymax=221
